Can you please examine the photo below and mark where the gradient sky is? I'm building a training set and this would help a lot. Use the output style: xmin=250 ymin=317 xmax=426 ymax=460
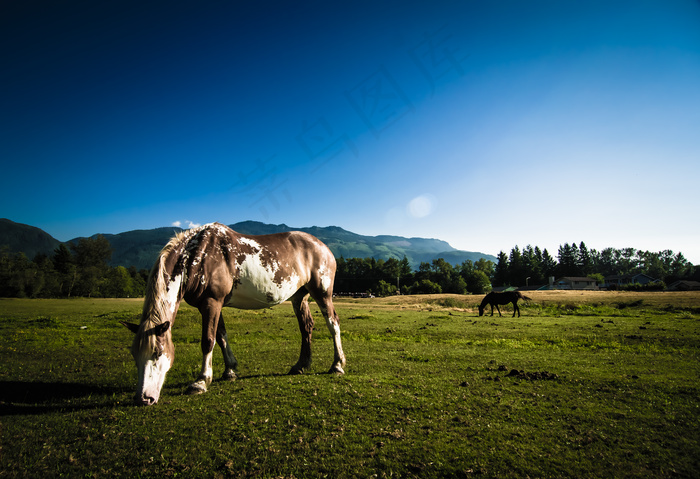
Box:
xmin=3 ymin=0 xmax=700 ymax=263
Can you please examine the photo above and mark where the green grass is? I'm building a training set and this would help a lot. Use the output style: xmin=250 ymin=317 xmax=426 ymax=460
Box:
xmin=1 ymin=295 xmax=699 ymax=478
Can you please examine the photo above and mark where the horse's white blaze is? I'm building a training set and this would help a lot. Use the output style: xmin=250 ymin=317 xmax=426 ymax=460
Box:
xmin=136 ymin=354 xmax=172 ymax=403
xmin=228 ymin=249 xmax=302 ymax=308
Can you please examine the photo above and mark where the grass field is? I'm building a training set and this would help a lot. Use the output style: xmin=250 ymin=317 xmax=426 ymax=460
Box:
xmin=1 ymin=291 xmax=699 ymax=478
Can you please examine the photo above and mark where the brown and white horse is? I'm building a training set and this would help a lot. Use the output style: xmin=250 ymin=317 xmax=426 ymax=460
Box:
xmin=478 ymin=291 xmax=531 ymax=317
xmin=121 ymin=223 xmax=346 ymax=406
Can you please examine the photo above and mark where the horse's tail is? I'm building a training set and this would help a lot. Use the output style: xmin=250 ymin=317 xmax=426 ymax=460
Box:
xmin=516 ymin=291 xmax=532 ymax=301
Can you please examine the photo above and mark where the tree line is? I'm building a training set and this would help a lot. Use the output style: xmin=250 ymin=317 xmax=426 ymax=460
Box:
xmin=335 ymin=256 xmax=494 ymax=296
xmin=0 ymin=236 xmax=148 ymax=298
xmin=0 ymin=236 xmax=497 ymax=298
xmin=492 ymin=242 xmax=696 ymax=289
xmin=1 ymin=237 xmax=697 ymax=298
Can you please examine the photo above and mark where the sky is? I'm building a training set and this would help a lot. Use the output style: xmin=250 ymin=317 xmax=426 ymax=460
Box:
xmin=3 ymin=0 xmax=700 ymax=264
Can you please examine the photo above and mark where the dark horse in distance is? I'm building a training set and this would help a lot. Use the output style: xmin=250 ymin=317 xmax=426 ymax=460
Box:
xmin=479 ymin=291 xmax=532 ymax=317
xmin=121 ymin=223 xmax=346 ymax=406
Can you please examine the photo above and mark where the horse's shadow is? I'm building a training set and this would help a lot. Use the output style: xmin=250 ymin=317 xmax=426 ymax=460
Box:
xmin=2 ymin=372 xmax=333 ymax=415
xmin=0 ymin=380 xmax=126 ymax=416
xmin=171 ymin=370 xmax=330 ymax=388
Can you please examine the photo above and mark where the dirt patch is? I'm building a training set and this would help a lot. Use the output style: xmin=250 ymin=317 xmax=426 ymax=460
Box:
xmin=477 ymin=365 xmax=561 ymax=382
xmin=504 ymin=369 xmax=559 ymax=380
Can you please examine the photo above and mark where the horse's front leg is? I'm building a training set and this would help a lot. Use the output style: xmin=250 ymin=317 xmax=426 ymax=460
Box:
xmin=187 ymin=299 xmax=223 ymax=395
xmin=495 ymin=304 xmax=502 ymax=317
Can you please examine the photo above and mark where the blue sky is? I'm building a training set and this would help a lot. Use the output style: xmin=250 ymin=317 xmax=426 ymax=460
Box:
xmin=3 ymin=0 xmax=700 ymax=263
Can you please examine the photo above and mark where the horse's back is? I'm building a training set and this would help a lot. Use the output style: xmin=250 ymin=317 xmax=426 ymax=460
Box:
xmin=225 ymin=229 xmax=336 ymax=309
xmin=237 ymin=230 xmax=335 ymax=271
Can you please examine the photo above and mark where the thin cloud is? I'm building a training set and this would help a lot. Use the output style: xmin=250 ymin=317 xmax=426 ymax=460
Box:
xmin=171 ymin=220 xmax=201 ymax=229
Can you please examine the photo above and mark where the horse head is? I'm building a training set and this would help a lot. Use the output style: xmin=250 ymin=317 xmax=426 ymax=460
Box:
xmin=121 ymin=235 xmax=186 ymax=405
xmin=122 ymin=320 xmax=174 ymax=405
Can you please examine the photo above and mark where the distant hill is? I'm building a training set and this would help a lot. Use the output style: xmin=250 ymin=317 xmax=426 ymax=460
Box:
xmin=0 ymin=218 xmax=61 ymax=260
xmin=94 ymin=227 xmax=186 ymax=271
xmin=0 ymin=219 xmax=497 ymax=270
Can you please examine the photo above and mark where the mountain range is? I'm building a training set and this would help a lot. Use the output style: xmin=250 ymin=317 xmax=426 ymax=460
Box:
xmin=0 ymin=218 xmax=496 ymax=270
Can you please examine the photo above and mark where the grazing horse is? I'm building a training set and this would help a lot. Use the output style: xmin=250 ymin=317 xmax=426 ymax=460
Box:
xmin=478 ymin=291 xmax=532 ymax=317
xmin=121 ymin=223 xmax=346 ymax=406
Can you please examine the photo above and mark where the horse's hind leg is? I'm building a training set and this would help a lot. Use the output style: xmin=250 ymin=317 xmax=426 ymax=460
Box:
xmin=216 ymin=312 xmax=238 ymax=380
xmin=313 ymin=291 xmax=346 ymax=374
xmin=289 ymin=289 xmax=314 ymax=374
xmin=513 ymin=302 xmax=519 ymax=317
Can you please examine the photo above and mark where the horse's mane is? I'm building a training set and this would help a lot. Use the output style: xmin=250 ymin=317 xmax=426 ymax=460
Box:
xmin=133 ymin=226 xmax=206 ymax=354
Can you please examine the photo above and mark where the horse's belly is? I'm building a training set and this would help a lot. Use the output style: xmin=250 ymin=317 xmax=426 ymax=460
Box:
xmin=226 ymin=262 xmax=302 ymax=310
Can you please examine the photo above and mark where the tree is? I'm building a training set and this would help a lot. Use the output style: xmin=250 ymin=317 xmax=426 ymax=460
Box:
xmin=27 ymin=253 xmax=59 ymax=298
xmin=460 ymin=260 xmax=492 ymax=294
xmin=381 ymin=258 xmax=401 ymax=288
xmin=103 ymin=266 xmax=135 ymax=298
xmin=474 ymin=258 xmax=495 ymax=280
xmin=407 ymin=279 xmax=442 ymax=294
xmin=557 ymin=243 xmax=579 ymax=277
xmin=128 ymin=266 xmax=149 ymax=297
xmin=540 ymin=248 xmax=557 ymax=282
xmin=467 ymin=270 xmax=491 ymax=294
xmin=53 ymin=244 xmax=77 ymax=296
xmin=577 ymin=242 xmax=593 ymax=275
xmin=398 ymin=256 xmax=413 ymax=293
xmin=375 ymin=279 xmax=398 ymax=296
xmin=445 ymin=275 xmax=468 ymax=294
xmin=595 ymin=248 xmax=617 ymax=277
xmin=71 ymin=235 xmax=113 ymax=297
xmin=72 ymin=235 xmax=112 ymax=269
xmin=493 ymin=251 xmax=509 ymax=287
xmin=588 ymin=272 xmax=605 ymax=286
xmin=669 ymin=252 xmax=692 ymax=280
xmin=0 ymin=249 xmax=26 ymax=297
xmin=508 ymin=246 xmax=527 ymax=286
xmin=522 ymin=245 xmax=543 ymax=285
xmin=617 ymin=248 xmax=638 ymax=276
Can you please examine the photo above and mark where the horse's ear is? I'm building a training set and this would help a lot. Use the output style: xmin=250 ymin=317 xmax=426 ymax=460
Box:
xmin=154 ymin=321 xmax=171 ymax=336
xmin=120 ymin=321 xmax=140 ymax=334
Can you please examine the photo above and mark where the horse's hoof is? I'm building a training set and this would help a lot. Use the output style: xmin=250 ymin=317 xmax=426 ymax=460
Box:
xmin=329 ymin=365 xmax=345 ymax=375
xmin=221 ymin=370 xmax=237 ymax=381
xmin=288 ymin=366 xmax=304 ymax=375
xmin=186 ymin=382 xmax=207 ymax=395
